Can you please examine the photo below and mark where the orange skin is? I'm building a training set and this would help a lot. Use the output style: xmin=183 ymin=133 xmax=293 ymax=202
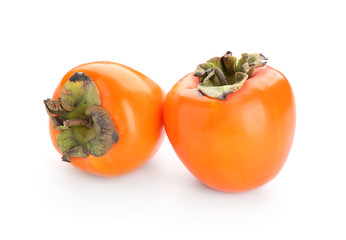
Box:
xmin=163 ymin=66 xmax=295 ymax=192
xmin=49 ymin=62 xmax=164 ymax=176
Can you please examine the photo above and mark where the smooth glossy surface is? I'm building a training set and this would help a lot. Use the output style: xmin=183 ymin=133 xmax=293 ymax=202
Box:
xmin=163 ymin=66 xmax=296 ymax=192
xmin=50 ymin=62 xmax=164 ymax=176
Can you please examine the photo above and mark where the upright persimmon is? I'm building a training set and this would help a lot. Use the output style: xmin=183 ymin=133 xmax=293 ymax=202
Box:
xmin=44 ymin=62 xmax=164 ymax=176
xmin=163 ymin=52 xmax=295 ymax=192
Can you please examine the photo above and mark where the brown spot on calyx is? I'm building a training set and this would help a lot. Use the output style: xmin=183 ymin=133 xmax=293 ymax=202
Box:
xmin=112 ymin=132 xmax=119 ymax=143
xmin=69 ymin=72 xmax=92 ymax=83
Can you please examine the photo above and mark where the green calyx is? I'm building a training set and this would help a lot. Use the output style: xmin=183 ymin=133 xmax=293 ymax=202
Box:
xmin=194 ymin=51 xmax=268 ymax=100
xmin=44 ymin=72 xmax=119 ymax=162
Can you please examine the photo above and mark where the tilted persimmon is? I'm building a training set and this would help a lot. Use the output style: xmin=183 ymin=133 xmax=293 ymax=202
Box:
xmin=44 ymin=62 xmax=164 ymax=176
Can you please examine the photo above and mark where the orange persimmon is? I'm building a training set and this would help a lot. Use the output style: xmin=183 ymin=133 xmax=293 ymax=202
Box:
xmin=45 ymin=62 xmax=164 ymax=176
xmin=163 ymin=52 xmax=295 ymax=192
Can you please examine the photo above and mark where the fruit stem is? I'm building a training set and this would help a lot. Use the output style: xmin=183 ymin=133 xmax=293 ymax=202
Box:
xmin=63 ymin=118 xmax=92 ymax=128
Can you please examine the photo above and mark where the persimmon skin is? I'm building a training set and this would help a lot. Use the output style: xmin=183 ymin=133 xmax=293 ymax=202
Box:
xmin=49 ymin=62 xmax=164 ymax=176
xmin=163 ymin=66 xmax=295 ymax=192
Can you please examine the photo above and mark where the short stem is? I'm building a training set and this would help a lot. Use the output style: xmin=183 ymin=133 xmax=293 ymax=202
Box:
xmin=64 ymin=118 xmax=92 ymax=128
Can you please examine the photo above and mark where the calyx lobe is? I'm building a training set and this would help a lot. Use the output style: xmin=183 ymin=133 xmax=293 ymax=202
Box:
xmin=44 ymin=72 xmax=119 ymax=162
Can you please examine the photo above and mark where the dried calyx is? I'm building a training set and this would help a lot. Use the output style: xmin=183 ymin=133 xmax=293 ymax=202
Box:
xmin=44 ymin=72 xmax=119 ymax=162
xmin=194 ymin=51 xmax=268 ymax=100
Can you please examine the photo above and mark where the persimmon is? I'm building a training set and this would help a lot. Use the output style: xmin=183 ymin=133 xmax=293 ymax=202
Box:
xmin=44 ymin=62 xmax=164 ymax=176
xmin=163 ymin=52 xmax=296 ymax=192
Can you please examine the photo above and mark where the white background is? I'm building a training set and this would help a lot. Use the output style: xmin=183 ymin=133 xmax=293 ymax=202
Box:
xmin=1 ymin=0 xmax=345 ymax=239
